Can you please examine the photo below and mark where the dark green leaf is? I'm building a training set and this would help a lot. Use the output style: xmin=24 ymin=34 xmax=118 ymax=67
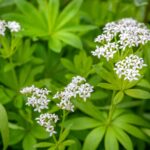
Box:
xmin=61 ymin=58 xmax=76 ymax=73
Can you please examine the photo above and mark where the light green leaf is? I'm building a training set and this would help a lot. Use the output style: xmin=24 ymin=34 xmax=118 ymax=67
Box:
xmin=113 ymin=122 xmax=149 ymax=142
xmin=47 ymin=0 xmax=59 ymax=32
xmin=62 ymin=140 xmax=75 ymax=146
xmin=59 ymin=125 xmax=71 ymax=142
xmin=113 ymin=91 xmax=124 ymax=104
xmin=73 ymin=100 xmax=105 ymax=121
xmin=105 ymin=127 xmax=119 ymax=150
xmin=9 ymin=129 xmax=25 ymax=145
xmin=58 ymin=25 xmax=97 ymax=33
xmin=34 ymin=142 xmax=54 ymax=148
xmin=64 ymin=117 xmax=101 ymax=130
xmin=94 ymin=65 xmax=116 ymax=84
xmin=98 ymin=83 xmax=119 ymax=90
xmin=55 ymin=32 xmax=82 ymax=49
xmin=137 ymin=79 xmax=150 ymax=89
xmin=56 ymin=0 xmax=83 ymax=30
xmin=49 ymin=36 xmax=62 ymax=52
xmin=15 ymin=0 xmax=45 ymax=28
xmin=23 ymin=134 xmax=36 ymax=150
xmin=83 ymin=126 xmax=105 ymax=150
xmin=0 ymin=104 xmax=9 ymax=150
xmin=125 ymin=89 xmax=150 ymax=99
xmin=113 ymin=126 xmax=133 ymax=150
xmin=30 ymin=125 xmax=49 ymax=139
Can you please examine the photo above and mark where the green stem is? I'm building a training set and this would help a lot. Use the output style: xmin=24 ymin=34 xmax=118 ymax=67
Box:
xmin=8 ymin=57 xmax=18 ymax=87
xmin=59 ymin=110 xmax=66 ymax=137
xmin=52 ymin=134 xmax=57 ymax=143
xmin=107 ymin=91 xmax=116 ymax=125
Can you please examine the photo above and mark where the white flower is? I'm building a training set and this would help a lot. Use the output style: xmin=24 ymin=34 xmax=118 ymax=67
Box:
xmin=77 ymin=83 xmax=94 ymax=101
xmin=114 ymin=54 xmax=147 ymax=81
xmin=53 ymin=76 xmax=93 ymax=112
xmin=92 ymin=42 xmax=119 ymax=61
xmin=20 ymin=85 xmax=50 ymax=112
xmin=0 ymin=20 xmax=6 ymax=36
xmin=36 ymin=113 xmax=59 ymax=136
xmin=7 ymin=21 xmax=21 ymax=32
xmin=94 ymin=18 xmax=150 ymax=55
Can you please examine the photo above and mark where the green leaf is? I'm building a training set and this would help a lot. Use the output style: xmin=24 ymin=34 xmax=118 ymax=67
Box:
xmin=59 ymin=125 xmax=71 ymax=142
xmin=105 ymin=127 xmax=119 ymax=150
xmin=114 ymin=113 xmax=150 ymax=128
xmin=98 ymin=83 xmax=119 ymax=90
xmin=73 ymin=100 xmax=105 ymax=121
xmin=113 ymin=122 xmax=149 ymax=142
xmin=112 ymin=126 xmax=133 ymax=150
xmin=94 ymin=64 xmax=116 ymax=84
xmin=56 ymin=0 xmax=83 ymax=29
xmin=64 ymin=117 xmax=101 ymax=130
xmin=83 ymin=126 xmax=105 ymax=150
xmin=68 ymin=137 xmax=81 ymax=150
xmin=61 ymin=58 xmax=76 ymax=73
xmin=62 ymin=140 xmax=75 ymax=146
xmin=30 ymin=125 xmax=49 ymax=139
xmin=0 ymin=104 xmax=9 ymax=150
xmin=113 ymin=91 xmax=124 ymax=104
xmin=47 ymin=0 xmax=59 ymax=32
xmin=61 ymin=25 xmax=97 ymax=33
xmin=49 ymin=36 xmax=62 ymax=52
xmin=125 ymin=89 xmax=150 ymax=99
xmin=56 ymin=31 xmax=82 ymax=49
xmin=137 ymin=79 xmax=150 ymax=89
xmin=9 ymin=128 xmax=25 ymax=145
xmin=15 ymin=0 xmax=45 ymax=28
xmin=23 ymin=134 xmax=36 ymax=150
xmin=34 ymin=142 xmax=54 ymax=148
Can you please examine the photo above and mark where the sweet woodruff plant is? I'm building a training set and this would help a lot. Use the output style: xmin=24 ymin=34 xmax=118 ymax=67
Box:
xmin=20 ymin=18 xmax=150 ymax=150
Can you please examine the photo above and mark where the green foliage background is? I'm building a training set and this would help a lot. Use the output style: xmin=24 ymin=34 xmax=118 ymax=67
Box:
xmin=0 ymin=0 xmax=150 ymax=150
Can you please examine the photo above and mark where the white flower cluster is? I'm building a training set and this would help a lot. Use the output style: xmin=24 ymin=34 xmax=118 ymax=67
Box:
xmin=92 ymin=42 xmax=118 ymax=61
xmin=20 ymin=85 xmax=50 ymax=112
xmin=0 ymin=20 xmax=21 ymax=36
xmin=92 ymin=18 xmax=150 ymax=60
xmin=114 ymin=54 xmax=147 ymax=81
xmin=36 ymin=113 xmax=59 ymax=136
xmin=53 ymin=76 xmax=93 ymax=112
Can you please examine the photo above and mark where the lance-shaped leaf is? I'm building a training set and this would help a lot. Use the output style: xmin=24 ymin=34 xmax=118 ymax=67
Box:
xmin=83 ymin=126 xmax=105 ymax=150
xmin=112 ymin=126 xmax=133 ymax=150
xmin=56 ymin=0 xmax=83 ymax=30
xmin=125 ymin=89 xmax=150 ymax=99
xmin=64 ymin=117 xmax=101 ymax=130
xmin=0 ymin=104 xmax=9 ymax=150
